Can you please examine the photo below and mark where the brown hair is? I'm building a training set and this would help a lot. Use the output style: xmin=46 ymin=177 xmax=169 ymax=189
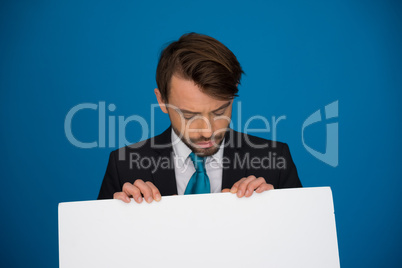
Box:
xmin=156 ymin=32 xmax=244 ymax=101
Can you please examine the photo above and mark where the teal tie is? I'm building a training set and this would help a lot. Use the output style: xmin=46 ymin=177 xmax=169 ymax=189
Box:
xmin=184 ymin=152 xmax=211 ymax=194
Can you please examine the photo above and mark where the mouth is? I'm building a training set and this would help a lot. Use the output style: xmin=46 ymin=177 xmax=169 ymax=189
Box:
xmin=196 ymin=141 xmax=215 ymax=148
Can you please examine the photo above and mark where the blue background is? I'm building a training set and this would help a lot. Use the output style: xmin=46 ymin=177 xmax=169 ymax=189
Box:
xmin=1 ymin=0 xmax=401 ymax=267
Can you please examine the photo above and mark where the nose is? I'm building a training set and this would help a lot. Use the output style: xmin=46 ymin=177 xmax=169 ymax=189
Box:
xmin=195 ymin=115 xmax=213 ymax=139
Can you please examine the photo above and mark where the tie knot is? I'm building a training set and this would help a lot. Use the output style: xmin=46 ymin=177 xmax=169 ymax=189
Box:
xmin=189 ymin=152 xmax=206 ymax=173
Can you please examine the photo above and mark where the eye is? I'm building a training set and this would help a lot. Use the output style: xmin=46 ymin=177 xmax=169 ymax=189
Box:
xmin=213 ymin=109 xmax=226 ymax=116
xmin=183 ymin=114 xmax=195 ymax=120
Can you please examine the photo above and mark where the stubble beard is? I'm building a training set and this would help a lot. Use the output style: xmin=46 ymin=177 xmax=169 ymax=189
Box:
xmin=171 ymin=125 xmax=227 ymax=157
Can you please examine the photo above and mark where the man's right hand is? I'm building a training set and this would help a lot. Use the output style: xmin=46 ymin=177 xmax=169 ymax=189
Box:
xmin=113 ymin=180 xmax=162 ymax=204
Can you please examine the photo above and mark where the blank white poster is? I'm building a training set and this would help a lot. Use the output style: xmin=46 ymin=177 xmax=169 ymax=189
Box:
xmin=59 ymin=187 xmax=340 ymax=268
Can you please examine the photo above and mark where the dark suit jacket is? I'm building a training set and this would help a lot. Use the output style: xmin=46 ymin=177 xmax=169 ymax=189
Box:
xmin=98 ymin=126 xmax=302 ymax=199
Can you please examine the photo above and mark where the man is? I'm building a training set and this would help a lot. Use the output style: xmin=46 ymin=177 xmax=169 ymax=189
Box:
xmin=98 ymin=33 xmax=302 ymax=203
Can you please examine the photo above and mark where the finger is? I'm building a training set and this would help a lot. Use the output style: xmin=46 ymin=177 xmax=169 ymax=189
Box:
xmin=255 ymin=183 xmax=274 ymax=193
xmin=145 ymin=181 xmax=162 ymax=202
xmin=230 ymin=177 xmax=247 ymax=193
xmin=122 ymin=182 xmax=143 ymax=203
xmin=134 ymin=179 xmax=153 ymax=203
xmin=113 ymin=192 xmax=131 ymax=203
xmin=237 ymin=175 xmax=256 ymax=198
xmin=245 ymin=177 xmax=266 ymax=197
xmin=221 ymin=188 xmax=231 ymax=193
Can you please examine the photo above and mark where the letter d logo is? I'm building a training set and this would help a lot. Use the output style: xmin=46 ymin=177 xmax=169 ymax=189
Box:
xmin=302 ymin=101 xmax=339 ymax=167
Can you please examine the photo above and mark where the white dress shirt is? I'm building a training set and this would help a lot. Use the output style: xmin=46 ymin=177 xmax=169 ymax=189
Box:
xmin=171 ymin=129 xmax=224 ymax=195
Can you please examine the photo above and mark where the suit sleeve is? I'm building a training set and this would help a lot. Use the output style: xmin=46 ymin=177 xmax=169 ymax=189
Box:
xmin=278 ymin=143 xmax=302 ymax=188
xmin=98 ymin=150 xmax=122 ymax=200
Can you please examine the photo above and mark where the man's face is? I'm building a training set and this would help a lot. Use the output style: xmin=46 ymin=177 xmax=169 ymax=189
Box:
xmin=156 ymin=75 xmax=233 ymax=157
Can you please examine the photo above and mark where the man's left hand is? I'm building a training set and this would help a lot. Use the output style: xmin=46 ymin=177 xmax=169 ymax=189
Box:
xmin=221 ymin=175 xmax=274 ymax=197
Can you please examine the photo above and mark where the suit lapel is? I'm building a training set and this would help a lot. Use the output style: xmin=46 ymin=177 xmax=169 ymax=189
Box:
xmin=221 ymin=128 xmax=247 ymax=189
xmin=150 ymin=126 xmax=178 ymax=196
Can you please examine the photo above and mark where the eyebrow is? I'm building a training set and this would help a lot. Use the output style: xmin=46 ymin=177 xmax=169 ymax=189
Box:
xmin=178 ymin=101 xmax=231 ymax=114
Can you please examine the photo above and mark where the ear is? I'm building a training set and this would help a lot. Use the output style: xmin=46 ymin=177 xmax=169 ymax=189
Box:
xmin=154 ymin=88 xmax=168 ymax=114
